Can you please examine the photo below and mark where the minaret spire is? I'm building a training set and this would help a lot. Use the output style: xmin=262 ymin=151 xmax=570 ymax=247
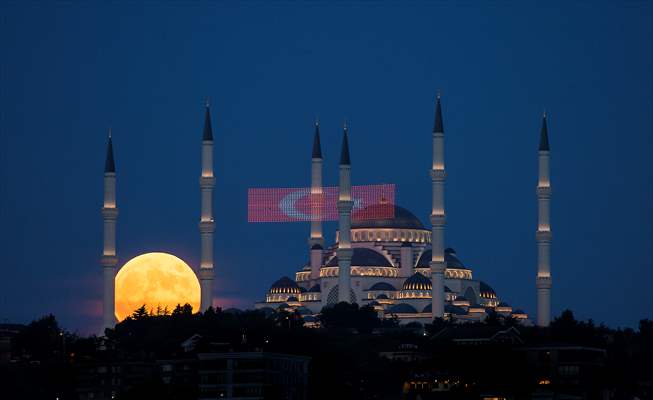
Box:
xmin=536 ymin=112 xmax=552 ymax=326
xmin=309 ymin=119 xmax=324 ymax=282
xmin=340 ymin=122 xmax=351 ymax=165
xmin=430 ymin=94 xmax=446 ymax=319
xmin=199 ymin=102 xmax=216 ymax=312
xmin=104 ymin=130 xmax=115 ymax=173
xmin=101 ymin=129 xmax=118 ymax=333
xmin=337 ymin=122 xmax=353 ymax=303
xmin=539 ymin=112 xmax=550 ymax=151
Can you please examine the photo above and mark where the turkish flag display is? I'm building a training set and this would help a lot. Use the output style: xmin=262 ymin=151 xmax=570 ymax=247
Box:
xmin=247 ymin=184 xmax=395 ymax=223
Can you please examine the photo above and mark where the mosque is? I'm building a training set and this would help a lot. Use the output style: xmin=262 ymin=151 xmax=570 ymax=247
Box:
xmin=100 ymin=96 xmax=553 ymax=331
xmin=254 ymin=96 xmax=553 ymax=326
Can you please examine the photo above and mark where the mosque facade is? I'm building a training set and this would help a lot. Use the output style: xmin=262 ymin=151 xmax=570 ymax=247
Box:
xmin=255 ymin=96 xmax=553 ymax=326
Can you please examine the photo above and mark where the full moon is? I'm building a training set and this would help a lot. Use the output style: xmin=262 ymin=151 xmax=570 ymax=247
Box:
xmin=114 ymin=252 xmax=201 ymax=321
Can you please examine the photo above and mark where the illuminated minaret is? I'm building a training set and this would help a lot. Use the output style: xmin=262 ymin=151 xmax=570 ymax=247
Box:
xmin=309 ymin=121 xmax=324 ymax=282
xmin=430 ymin=94 xmax=446 ymax=319
xmin=536 ymin=112 xmax=552 ymax=327
xmin=337 ymin=123 xmax=353 ymax=303
xmin=198 ymin=103 xmax=215 ymax=312
xmin=101 ymin=130 xmax=118 ymax=333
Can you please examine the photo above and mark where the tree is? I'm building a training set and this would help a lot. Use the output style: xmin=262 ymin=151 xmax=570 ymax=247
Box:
xmin=131 ymin=305 xmax=149 ymax=320
xmin=14 ymin=314 xmax=62 ymax=360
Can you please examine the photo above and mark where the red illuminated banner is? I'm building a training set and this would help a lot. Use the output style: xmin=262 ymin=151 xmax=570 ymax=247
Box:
xmin=248 ymin=184 xmax=395 ymax=222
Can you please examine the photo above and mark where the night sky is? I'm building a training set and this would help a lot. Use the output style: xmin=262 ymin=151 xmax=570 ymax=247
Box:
xmin=1 ymin=2 xmax=651 ymax=334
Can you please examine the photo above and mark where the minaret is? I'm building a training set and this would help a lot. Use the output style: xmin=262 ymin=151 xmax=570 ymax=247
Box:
xmin=430 ymin=94 xmax=446 ymax=319
xmin=536 ymin=112 xmax=552 ymax=327
xmin=309 ymin=120 xmax=324 ymax=282
xmin=198 ymin=102 xmax=215 ymax=312
xmin=101 ymin=130 xmax=118 ymax=333
xmin=337 ymin=123 xmax=353 ymax=303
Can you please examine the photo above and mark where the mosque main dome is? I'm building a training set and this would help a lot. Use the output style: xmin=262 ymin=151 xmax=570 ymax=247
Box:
xmin=351 ymin=205 xmax=425 ymax=230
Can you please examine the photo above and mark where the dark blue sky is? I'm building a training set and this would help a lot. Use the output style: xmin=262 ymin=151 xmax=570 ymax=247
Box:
xmin=1 ymin=2 xmax=651 ymax=334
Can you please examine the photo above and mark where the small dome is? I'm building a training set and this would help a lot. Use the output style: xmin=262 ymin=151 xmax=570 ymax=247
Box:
xmin=402 ymin=273 xmax=432 ymax=291
xmin=388 ymin=303 xmax=418 ymax=314
xmin=376 ymin=293 xmax=389 ymax=300
xmin=416 ymin=248 xmax=466 ymax=269
xmin=326 ymin=248 xmax=393 ymax=267
xmin=479 ymin=281 xmax=496 ymax=298
xmin=269 ymin=276 xmax=301 ymax=294
xmin=308 ymin=284 xmax=321 ymax=293
xmin=351 ymin=205 xmax=425 ymax=230
xmin=367 ymin=282 xmax=397 ymax=291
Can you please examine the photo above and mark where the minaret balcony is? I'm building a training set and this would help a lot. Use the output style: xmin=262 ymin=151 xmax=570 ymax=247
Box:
xmin=198 ymin=268 xmax=214 ymax=279
xmin=430 ymin=169 xmax=446 ymax=181
xmin=536 ymin=186 xmax=552 ymax=197
xmin=199 ymin=220 xmax=215 ymax=233
xmin=100 ymin=255 xmax=118 ymax=267
xmin=536 ymin=230 xmax=552 ymax=242
xmin=200 ymin=176 xmax=215 ymax=188
xmin=101 ymin=207 xmax=118 ymax=219
xmin=429 ymin=260 xmax=445 ymax=274
xmin=536 ymin=275 xmax=552 ymax=289
xmin=337 ymin=200 xmax=354 ymax=213
xmin=430 ymin=214 xmax=446 ymax=226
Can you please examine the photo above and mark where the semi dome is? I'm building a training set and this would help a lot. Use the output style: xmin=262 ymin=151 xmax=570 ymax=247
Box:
xmin=269 ymin=276 xmax=301 ymax=294
xmin=367 ymin=282 xmax=397 ymax=291
xmin=326 ymin=248 xmax=393 ymax=267
xmin=479 ymin=281 xmax=497 ymax=298
xmin=416 ymin=248 xmax=466 ymax=269
xmin=388 ymin=303 xmax=418 ymax=314
xmin=351 ymin=205 xmax=425 ymax=230
xmin=402 ymin=272 xmax=432 ymax=291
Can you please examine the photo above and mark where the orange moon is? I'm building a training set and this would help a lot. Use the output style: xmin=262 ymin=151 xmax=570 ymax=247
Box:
xmin=114 ymin=252 xmax=201 ymax=321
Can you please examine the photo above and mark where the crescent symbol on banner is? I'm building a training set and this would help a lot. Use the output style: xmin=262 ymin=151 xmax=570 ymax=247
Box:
xmin=279 ymin=189 xmax=316 ymax=220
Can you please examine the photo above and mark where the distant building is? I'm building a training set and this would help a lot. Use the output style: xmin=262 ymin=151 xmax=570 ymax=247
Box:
xmin=518 ymin=344 xmax=608 ymax=399
xmin=432 ymin=326 xmax=524 ymax=346
xmin=0 ymin=323 xmax=24 ymax=363
xmin=197 ymin=352 xmax=310 ymax=400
